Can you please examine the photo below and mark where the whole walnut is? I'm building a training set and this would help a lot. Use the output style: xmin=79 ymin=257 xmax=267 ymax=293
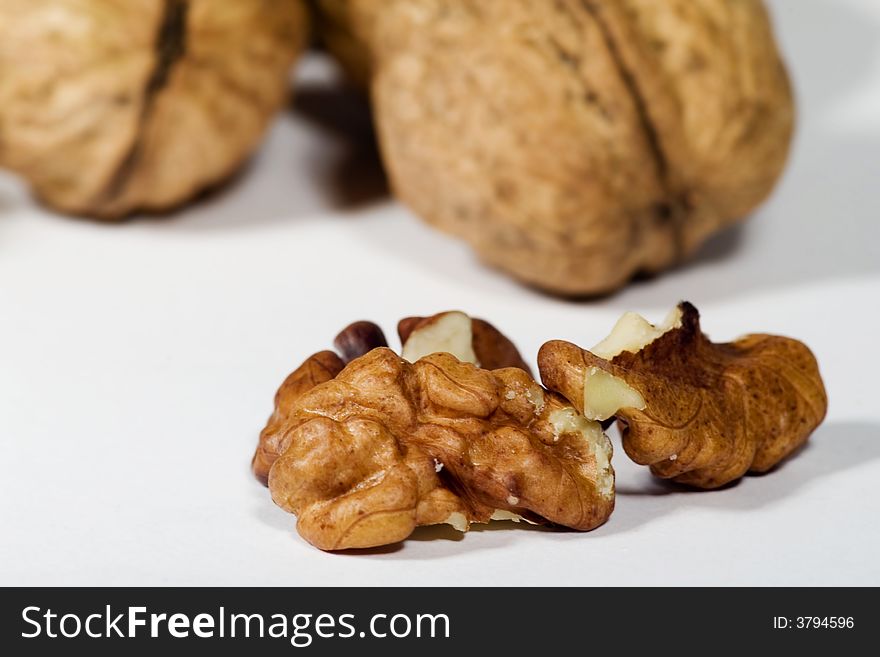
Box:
xmin=0 ymin=0 xmax=308 ymax=218
xmin=317 ymin=0 xmax=795 ymax=295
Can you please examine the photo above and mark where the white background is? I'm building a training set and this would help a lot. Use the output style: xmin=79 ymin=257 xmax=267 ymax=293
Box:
xmin=1 ymin=0 xmax=878 ymax=586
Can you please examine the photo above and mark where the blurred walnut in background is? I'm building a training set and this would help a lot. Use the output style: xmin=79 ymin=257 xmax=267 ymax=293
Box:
xmin=0 ymin=0 xmax=308 ymax=218
xmin=317 ymin=0 xmax=795 ymax=295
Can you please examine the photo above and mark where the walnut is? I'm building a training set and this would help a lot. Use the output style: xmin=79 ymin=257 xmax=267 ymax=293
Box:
xmin=252 ymin=311 xmax=528 ymax=486
xmin=251 ymin=350 xmax=345 ymax=486
xmin=316 ymin=0 xmax=794 ymax=295
xmin=267 ymin=349 xmax=616 ymax=550
xmin=253 ymin=311 xmax=632 ymax=550
xmin=332 ymin=320 xmax=389 ymax=364
xmin=0 ymin=0 xmax=308 ymax=218
xmin=538 ymin=302 xmax=828 ymax=488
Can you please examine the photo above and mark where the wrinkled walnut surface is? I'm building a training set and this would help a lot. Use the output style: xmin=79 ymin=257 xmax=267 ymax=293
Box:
xmin=539 ymin=302 xmax=828 ymax=488
xmin=252 ymin=350 xmax=345 ymax=486
xmin=254 ymin=310 xmax=532 ymax=487
xmin=260 ymin=348 xmax=614 ymax=550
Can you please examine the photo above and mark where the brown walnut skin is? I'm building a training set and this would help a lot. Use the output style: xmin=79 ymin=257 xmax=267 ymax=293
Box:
xmin=538 ymin=302 xmax=828 ymax=488
xmin=264 ymin=349 xmax=614 ymax=550
xmin=333 ymin=321 xmax=389 ymax=363
xmin=0 ymin=0 xmax=308 ymax=219
xmin=398 ymin=312 xmax=532 ymax=374
xmin=317 ymin=0 xmax=794 ymax=295
xmin=252 ymin=311 xmax=530 ymax=485
xmin=251 ymin=350 xmax=345 ymax=485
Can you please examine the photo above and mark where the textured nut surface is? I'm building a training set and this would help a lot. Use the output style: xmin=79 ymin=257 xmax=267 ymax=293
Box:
xmin=251 ymin=350 xmax=345 ymax=485
xmin=253 ymin=309 xmax=530 ymax=490
xmin=0 ymin=0 xmax=307 ymax=218
xmin=539 ymin=302 xmax=828 ymax=488
xmin=262 ymin=348 xmax=615 ymax=550
xmin=318 ymin=0 xmax=794 ymax=295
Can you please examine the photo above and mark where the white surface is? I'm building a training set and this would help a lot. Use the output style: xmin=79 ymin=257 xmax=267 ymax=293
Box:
xmin=1 ymin=0 xmax=879 ymax=586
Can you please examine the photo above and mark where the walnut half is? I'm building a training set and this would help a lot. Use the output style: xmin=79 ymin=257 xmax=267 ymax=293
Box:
xmin=253 ymin=312 xmax=639 ymax=550
xmin=251 ymin=310 xmax=528 ymax=485
xmin=267 ymin=349 xmax=617 ymax=550
xmin=538 ymin=302 xmax=828 ymax=488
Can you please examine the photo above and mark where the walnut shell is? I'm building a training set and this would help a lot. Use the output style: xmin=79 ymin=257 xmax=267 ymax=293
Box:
xmin=0 ymin=0 xmax=308 ymax=218
xmin=318 ymin=0 xmax=795 ymax=294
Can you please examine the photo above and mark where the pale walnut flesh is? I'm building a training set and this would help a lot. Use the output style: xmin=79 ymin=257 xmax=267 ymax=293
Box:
xmin=538 ymin=302 xmax=828 ymax=488
xmin=400 ymin=311 xmax=478 ymax=365
xmin=582 ymin=368 xmax=646 ymax=422
xmin=398 ymin=311 xmax=533 ymax=374
xmin=590 ymin=307 xmax=684 ymax=359
xmin=260 ymin=348 xmax=632 ymax=550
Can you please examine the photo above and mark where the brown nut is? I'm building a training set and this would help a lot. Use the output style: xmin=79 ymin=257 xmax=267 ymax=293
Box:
xmin=538 ymin=302 xmax=828 ymax=488
xmin=398 ymin=311 xmax=532 ymax=374
xmin=0 ymin=0 xmax=308 ymax=218
xmin=317 ymin=0 xmax=794 ymax=295
xmin=261 ymin=348 xmax=626 ymax=550
xmin=253 ymin=311 xmax=527 ymax=487
xmin=251 ymin=350 xmax=345 ymax=485
xmin=333 ymin=321 xmax=389 ymax=363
